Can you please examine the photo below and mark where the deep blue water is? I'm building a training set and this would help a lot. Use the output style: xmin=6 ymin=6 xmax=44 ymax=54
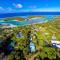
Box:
xmin=0 ymin=12 xmax=60 ymax=18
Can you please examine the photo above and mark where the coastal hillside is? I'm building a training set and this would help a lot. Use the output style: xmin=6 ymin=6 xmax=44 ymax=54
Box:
xmin=4 ymin=17 xmax=25 ymax=21
xmin=28 ymin=16 xmax=46 ymax=19
xmin=0 ymin=16 xmax=60 ymax=60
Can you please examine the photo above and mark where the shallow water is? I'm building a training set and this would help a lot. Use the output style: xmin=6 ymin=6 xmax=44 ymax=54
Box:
xmin=0 ymin=15 xmax=54 ymax=26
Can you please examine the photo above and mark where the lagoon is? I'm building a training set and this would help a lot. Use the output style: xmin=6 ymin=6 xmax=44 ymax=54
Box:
xmin=0 ymin=16 xmax=54 ymax=27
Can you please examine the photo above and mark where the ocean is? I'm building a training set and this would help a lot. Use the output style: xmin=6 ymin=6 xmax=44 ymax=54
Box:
xmin=0 ymin=12 xmax=60 ymax=18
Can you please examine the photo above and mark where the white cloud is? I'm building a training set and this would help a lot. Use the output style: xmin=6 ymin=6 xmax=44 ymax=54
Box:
xmin=13 ymin=3 xmax=23 ymax=8
xmin=16 ymin=4 xmax=23 ymax=8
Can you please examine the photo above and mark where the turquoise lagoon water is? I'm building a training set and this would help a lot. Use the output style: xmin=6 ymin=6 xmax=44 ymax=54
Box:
xmin=0 ymin=16 xmax=54 ymax=26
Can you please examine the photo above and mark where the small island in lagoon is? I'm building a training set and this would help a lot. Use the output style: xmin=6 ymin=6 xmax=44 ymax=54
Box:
xmin=0 ymin=15 xmax=60 ymax=60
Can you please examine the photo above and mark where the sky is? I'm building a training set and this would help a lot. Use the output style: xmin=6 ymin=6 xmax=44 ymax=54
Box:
xmin=0 ymin=0 xmax=60 ymax=13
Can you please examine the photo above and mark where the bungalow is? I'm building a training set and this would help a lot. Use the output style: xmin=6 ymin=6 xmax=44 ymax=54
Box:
xmin=16 ymin=32 xmax=23 ymax=38
xmin=51 ymin=40 xmax=60 ymax=48
xmin=29 ymin=42 xmax=36 ymax=53
xmin=51 ymin=36 xmax=60 ymax=48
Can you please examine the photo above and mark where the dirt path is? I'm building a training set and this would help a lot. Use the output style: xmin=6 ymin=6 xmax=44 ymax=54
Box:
xmin=28 ymin=52 xmax=39 ymax=60
xmin=28 ymin=46 xmax=42 ymax=60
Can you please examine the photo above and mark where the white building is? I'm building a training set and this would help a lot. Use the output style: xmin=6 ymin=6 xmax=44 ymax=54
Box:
xmin=29 ymin=42 xmax=36 ymax=52
xmin=51 ymin=36 xmax=60 ymax=48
